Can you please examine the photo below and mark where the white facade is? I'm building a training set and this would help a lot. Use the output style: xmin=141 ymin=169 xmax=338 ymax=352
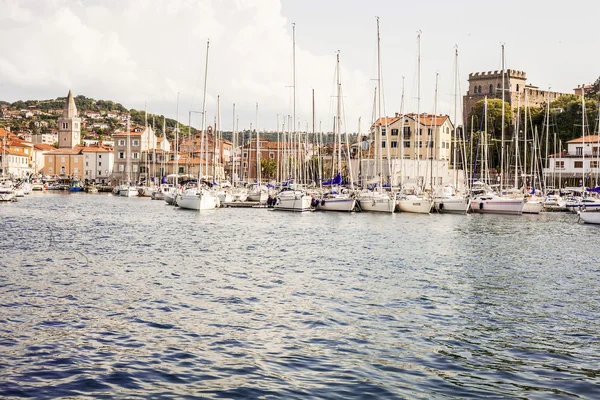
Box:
xmin=83 ymin=149 xmax=114 ymax=182
xmin=0 ymin=151 xmax=32 ymax=177
xmin=544 ymin=136 xmax=600 ymax=185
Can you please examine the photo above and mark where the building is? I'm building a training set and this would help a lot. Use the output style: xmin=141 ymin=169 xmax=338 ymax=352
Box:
xmin=32 ymin=143 xmax=57 ymax=173
xmin=0 ymin=128 xmax=34 ymax=177
xmin=544 ymin=135 xmax=600 ymax=187
xmin=111 ymin=125 xmax=170 ymax=183
xmin=375 ymin=113 xmax=454 ymax=161
xmin=463 ymin=70 xmax=569 ymax=127
xmin=82 ymin=145 xmax=114 ymax=183
xmin=239 ymin=138 xmax=306 ymax=183
xmin=57 ymin=90 xmax=81 ymax=149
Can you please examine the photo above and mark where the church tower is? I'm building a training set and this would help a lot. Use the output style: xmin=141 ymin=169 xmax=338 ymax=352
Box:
xmin=58 ymin=90 xmax=81 ymax=149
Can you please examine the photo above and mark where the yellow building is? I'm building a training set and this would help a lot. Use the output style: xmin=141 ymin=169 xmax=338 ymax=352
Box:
xmin=375 ymin=113 xmax=454 ymax=161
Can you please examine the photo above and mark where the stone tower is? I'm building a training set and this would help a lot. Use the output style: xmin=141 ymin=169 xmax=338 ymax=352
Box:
xmin=57 ymin=90 xmax=81 ymax=149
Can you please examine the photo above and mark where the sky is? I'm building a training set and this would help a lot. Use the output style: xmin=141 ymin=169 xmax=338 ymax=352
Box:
xmin=0 ymin=0 xmax=598 ymax=133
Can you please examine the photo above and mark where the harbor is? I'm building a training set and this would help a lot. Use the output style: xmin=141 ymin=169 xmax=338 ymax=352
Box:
xmin=1 ymin=191 xmax=598 ymax=398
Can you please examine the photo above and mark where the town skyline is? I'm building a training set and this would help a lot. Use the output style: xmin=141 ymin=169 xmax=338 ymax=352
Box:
xmin=1 ymin=0 xmax=597 ymax=133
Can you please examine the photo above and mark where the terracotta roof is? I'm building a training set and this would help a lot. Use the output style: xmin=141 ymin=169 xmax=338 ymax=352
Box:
xmin=81 ymin=146 xmax=111 ymax=153
xmin=0 ymin=128 xmax=14 ymax=138
xmin=405 ymin=113 xmax=450 ymax=127
xmin=373 ymin=117 xmax=400 ymax=127
xmin=3 ymin=148 xmax=29 ymax=157
xmin=113 ymin=130 xmax=144 ymax=137
xmin=34 ymin=143 xmax=57 ymax=151
xmin=44 ymin=146 xmax=84 ymax=155
xmin=567 ymin=135 xmax=600 ymax=144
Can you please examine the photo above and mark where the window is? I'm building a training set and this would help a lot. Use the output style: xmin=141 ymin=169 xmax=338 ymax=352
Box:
xmin=516 ymin=84 xmax=520 ymax=92
xmin=61 ymin=157 xmax=65 ymax=162
xmin=133 ymin=139 xmax=140 ymax=147
xmin=132 ymin=152 xmax=139 ymax=159
xmin=381 ymin=128 xmax=386 ymax=135
xmin=133 ymin=165 xmax=138 ymax=172
xmin=478 ymin=85 xmax=482 ymax=93
xmin=119 ymin=165 xmax=124 ymax=172
xmin=381 ymin=141 xmax=386 ymax=148
xmin=489 ymin=84 xmax=493 ymax=94
xmin=119 ymin=152 xmax=125 ymax=159
xmin=575 ymin=161 xmax=583 ymax=168
xmin=178 ymin=167 xmax=184 ymax=173
xmin=140 ymin=166 xmax=146 ymax=173
xmin=418 ymin=141 xmax=423 ymax=148
xmin=74 ymin=157 xmax=78 ymax=162
xmin=418 ymin=128 xmax=423 ymax=136
xmin=118 ymin=139 xmax=125 ymax=146
xmin=99 ymin=155 xmax=102 ymax=159
xmin=403 ymin=126 xmax=411 ymax=138
xmin=243 ymin=162 xmax=247 ymax=168
xmin=243 ymin=152 xmax=247 ymax=159
xmin=576 ymin=147 xmax=583 ymax=156
xmin=391 ymin=129 xmax=398 ymax=136
xmin=497 ymin=83 xmax=501 ymax=89
xmin=427 ymin=141 xmax=434 ymax=148
xmin=99 ymin=162 xmax=102 ymax=167
xmin=427 ymin=128 xmax=432 ymax=136
xmin=74 ymin=123 xmax=78 ymax=129
xmin=86 ymin=162 xmax=89 ymax=166
xmin=62 ymin=122 xmax=68 ymax=129
xmin=391 ymin=141 xmax=398 ymax=148
xmin=269 ymin=153 xmax=275 ymax=159
xmin=49 ymin=156 xmax=53 ymax=161
xmin=404 ymin=141 xmax=410 ymax=148
xmin=591 ymin=161 xmax=599 ymax=168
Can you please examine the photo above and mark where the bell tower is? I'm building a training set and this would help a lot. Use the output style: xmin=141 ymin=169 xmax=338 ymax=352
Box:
xmin=58 ymin=90 xmax=81 ymax=149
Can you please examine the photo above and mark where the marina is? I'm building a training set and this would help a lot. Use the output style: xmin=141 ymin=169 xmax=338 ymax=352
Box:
xmin=1 ymin=191 xmax=599 ymax=398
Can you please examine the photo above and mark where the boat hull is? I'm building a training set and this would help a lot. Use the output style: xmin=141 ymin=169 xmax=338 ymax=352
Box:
xmin=317 ymin=198 xmax=356 ymax=212
xmin=358 ymin=193 xmax=395 ymax=213
xmin=177 ymin=190 xmax=219 ymax=210
xmin=274 ymin=192 xmax=312 ymax=212
xmin=578 ymin=210 xmax=600 ymax=224
xmin=433 ymin=197 xmax=470 ymax=214
xmin=397 ymin=198 xmax=433 ymax=214
xmin=470 ymin=197 xmax=524 ymax=215
xmin=522 ymin=200 xmax=543 ymax=214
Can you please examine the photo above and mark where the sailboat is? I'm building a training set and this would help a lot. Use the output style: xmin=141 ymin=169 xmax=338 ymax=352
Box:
xmin=247 ymin=103 xmax=268 ymax=203
xmin=433 ymin=46 xmax=470 ymax=213
xmin=273 ymin=23 xmax=312 ymax=212
xmin=357 ymin=17 xmax=395 ymax=213
xmin=177 ymin=39 xmax=220 ymax=211
xmin=317 ymin=51 xmax=356 ymax=212
xmin=119 ymin=118 xmax=139 ymax=197
xmin=397 ymin=31 xmax=433 ymax=214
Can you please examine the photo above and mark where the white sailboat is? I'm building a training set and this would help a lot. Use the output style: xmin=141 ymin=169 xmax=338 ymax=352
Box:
xmin=119 ymin=118 xmax=138 ymax=197
xmin=178 ymin=39 xmax=219 ymax=212
xmin=317 ymin=51 xmax=356 ymax=212
xmin=273 ymin=23 xmax=312 ymax=212
xmin=397 ymin=31 xmax=432 ymax=214
xmin=433 ymin=46 xmax=470 ymax=213
xmin=357 ymin=17 xmax=395 ymax=213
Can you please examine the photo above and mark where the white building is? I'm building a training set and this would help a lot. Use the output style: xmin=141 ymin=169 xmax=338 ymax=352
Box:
xmin=544 ymin=135 xmax=600 ymax=187
xmin=82 ymin=146 xmax=114 ymax=183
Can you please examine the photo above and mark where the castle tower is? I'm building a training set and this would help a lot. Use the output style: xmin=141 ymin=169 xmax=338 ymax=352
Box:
xmin=57 ymin=90 xmax=81 ymax=149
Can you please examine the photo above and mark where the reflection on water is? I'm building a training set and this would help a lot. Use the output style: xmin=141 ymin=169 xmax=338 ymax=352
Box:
xmin=1 ymin=193 xmax=599 ymax=398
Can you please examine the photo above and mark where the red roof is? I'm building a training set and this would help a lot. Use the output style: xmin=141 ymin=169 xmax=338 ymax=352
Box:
xmin=567 ymin=135 xmax=600 ymax=144
xmin=34 ymin=143 xmax=57 ymax=151
xmin=373 ymin=116 xmax=400 ymax=127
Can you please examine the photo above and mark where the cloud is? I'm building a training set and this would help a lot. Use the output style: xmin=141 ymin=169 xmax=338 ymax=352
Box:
xmin=0 ymin=0 xmax=373 ymax=132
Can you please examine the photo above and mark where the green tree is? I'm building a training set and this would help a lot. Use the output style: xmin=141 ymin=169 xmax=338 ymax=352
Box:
xmin=470 ymin=98 xmax=513 ymax=136
xmin=260 ymin=158 xmax=277 ymax=180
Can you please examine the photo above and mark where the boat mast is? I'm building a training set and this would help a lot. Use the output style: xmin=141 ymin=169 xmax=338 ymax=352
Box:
xmin=416 ymin=30 xmax=422 ymax=190
xmin=200 ymin=39 xmax=210 ymax=182
xmin=336 ymin=51 xmax=342 ymax=180
xmin=581 ymin=86 xmax=586 ymax=190
xmin=400 ymin=76 xmax=405 ymax=188
xmin=175 ymin=93 xmax=179 ymax=187
xmin=544 ymin=88 xmax=551 ymax=192
xmin=232 ymin=103 xmax=236 ymax=186
xmin=256 ymin=102 xmax=260 ymax=185
xmin=500 ymin=44 xmax=505 ymax=193
xmin=376 ymin=17 xmax=383 ymax=192
xmin=292 ymin=23 xmax=297 ymax=184
xmin=515 ymin=91 xmax=520 ymax=188
xmin=126 ymin=117 xmax=131 ymax=184
xmin=431 ymin=72 xmax=439 ymax=192
xmin=453 ymin=46 xmax=459 ymax=189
